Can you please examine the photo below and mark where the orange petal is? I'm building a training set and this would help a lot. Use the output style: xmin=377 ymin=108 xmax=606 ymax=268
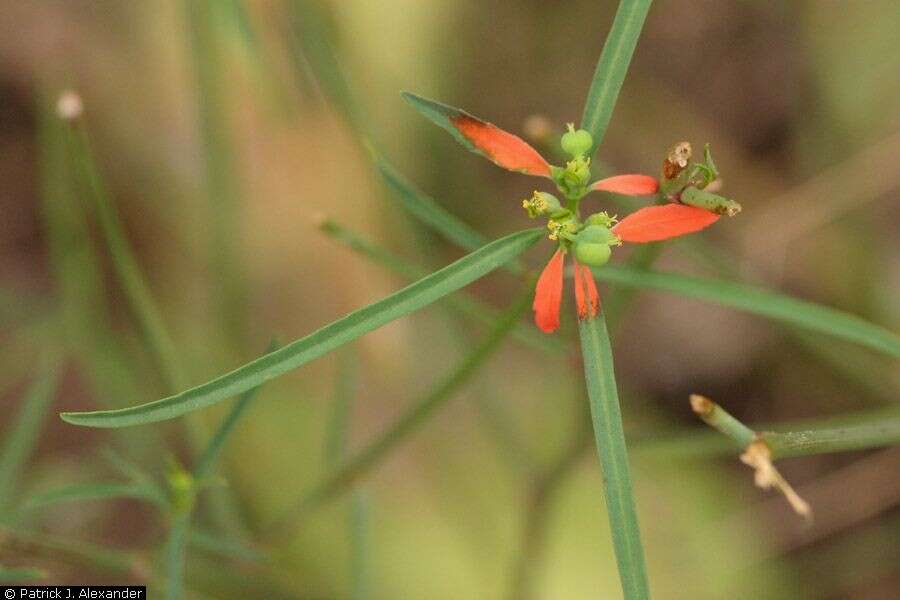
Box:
xmin=591 ymin=174 xmax=659 ymax=196
xmin=451 ymin=115 xmax=551 ymax=177
xmin=533 ymin=250 xmax=565 ymax=333
xmin=612 ymin=204 xmax=720 ymax=243
xmin=574 ymin=263 xmax=600 ymax=320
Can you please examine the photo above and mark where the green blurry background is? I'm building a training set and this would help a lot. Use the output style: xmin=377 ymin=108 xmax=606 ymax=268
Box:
xmin=1 ymin=1 xmax=898 ymax=598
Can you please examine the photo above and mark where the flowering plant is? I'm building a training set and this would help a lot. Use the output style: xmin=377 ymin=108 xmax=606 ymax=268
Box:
xmin=403 ymin=93 xmax=740 ymax=332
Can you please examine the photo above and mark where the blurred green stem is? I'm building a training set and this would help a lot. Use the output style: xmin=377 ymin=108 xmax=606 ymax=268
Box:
xmin=185 ymin=0 xmax=247 ymax=345
xmin=266 ymin=286 xmax=534 ymax=541
xmin=65 ymin=124 xmax=188 ymax=394
xmin=579 ymin=310 xmax=649 ymax=599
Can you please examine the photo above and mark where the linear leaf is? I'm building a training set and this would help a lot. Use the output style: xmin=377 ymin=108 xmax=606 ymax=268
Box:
xmin=318 ymin=217 xmax=564 ymax=354
xmin=0 ymin=358 xmax=60 ymax=511
xmin=370 ymin=151 xmax=490 ymax=252
xmin=579 ymin=0 xmax=654 ymax=155
xmin=24 ymin=482 xmax=162 ymax=510
xmin=60 ymin=229 xmax=543 ymax=428
xmin=578 ymin=311 xmax=650 ymax=599
xmin=188 ymin=529 xmax=267 ymax=564
xmin=594 ymin=265 xmax=900 ymax=358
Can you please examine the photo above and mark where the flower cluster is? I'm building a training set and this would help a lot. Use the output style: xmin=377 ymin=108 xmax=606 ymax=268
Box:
xmin=403 ymin=92 xmax=740 ymax=333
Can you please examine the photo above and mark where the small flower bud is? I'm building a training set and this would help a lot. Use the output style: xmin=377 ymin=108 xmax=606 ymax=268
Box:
xmin=561 ymin=123 xmax=593 ymax=158
xmin=522 ymin=191 xmax=561 ymax=218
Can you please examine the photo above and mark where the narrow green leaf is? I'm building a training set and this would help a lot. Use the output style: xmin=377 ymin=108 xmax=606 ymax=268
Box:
xmin=24 ymin=482 xmax=162 ymax=510
xmin=64 ymin=122 xmax=188 ymax=393
xmin=580 ymin=0 xmax=654 ymax=155
xmin=318 ymin=217 xmax=563 ymax=354
xmin=188 ymin=529 xmax=267 ymax=564
xmin=370 ymin=151 xmax=491 ymax=252
xmin=0 ymin=358 xmax=60 ymax=511
xmin=0 ymin=566 xmax=46 ymax=582
xmin=594 ymin=265 xmax=900 ymax=358
xmin=349 ymin=491 xmax=372 ymax=600
xmin=267 ymin=287 xmax=533 ymax=537
xmin=324 ymin=349 xmax=372 ymax=600
xmin=578 ymin=311 xmax=650 ymax=599
xmin=0 ymin=526 xmax=135 ymax=574
xmin=60 ymin=229 xmax=543 ymax=428
xmin=185 ymin=0 xmax=248 ymax=344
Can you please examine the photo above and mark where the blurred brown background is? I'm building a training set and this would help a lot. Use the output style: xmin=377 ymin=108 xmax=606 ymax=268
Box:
xmin=0 ymin=1 xmax=898 ymax=598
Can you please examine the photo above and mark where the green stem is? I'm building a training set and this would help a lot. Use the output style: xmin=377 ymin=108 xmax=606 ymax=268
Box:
xmin=578 ymin=310 xmax=649 ymax=599
xmin=689 ymin=395 xmax=755 ymax=448
xmin=266 ymin=286 xmax=534 ymax=541
xmin=165 ymin=512 xmax=192 ymax=600
xmin=185 ymin=0 xmax=247 ymax=344
xmin=692 ymin=395 xmax=900 ymax=459
xmin=66 ymin=124 xmax=187 ymax=394
xmin=580 ymin=0 xmax=654 ymax=155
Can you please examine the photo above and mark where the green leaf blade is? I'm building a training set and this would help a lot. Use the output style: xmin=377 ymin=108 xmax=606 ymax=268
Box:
xmin=595 ymin=265 xmax=900 ymax=358
xmin=578 ymin=311 xmax=650 ymax=599
xmin=60 ymin=229 xmax=543 ymax=428
xmin=579 ymin=0 xmax=654 ymax=154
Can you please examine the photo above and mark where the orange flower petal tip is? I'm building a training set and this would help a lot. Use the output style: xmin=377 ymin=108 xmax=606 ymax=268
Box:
xmin=612 ymin=204 xmax=720 ymax=243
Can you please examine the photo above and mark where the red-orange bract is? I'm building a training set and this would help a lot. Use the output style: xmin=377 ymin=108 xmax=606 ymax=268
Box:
xmin=591 ymin=174 xmax=659 ymax=195
xmin=533 ymin=249 xmax=565 ymax=333
xmin=450 ymin=115 xmax=551 ymax=177
xmin=612 ymin=204 xmax=720 ymax=243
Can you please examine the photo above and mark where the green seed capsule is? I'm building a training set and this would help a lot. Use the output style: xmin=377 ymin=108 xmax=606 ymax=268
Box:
xmin=578 ymin=224 xmax=617 ymax=244
xmin=574 ymin=241 xmax=612 ymax=267
xmin=561 ymin=124 xmax=593 ymax=157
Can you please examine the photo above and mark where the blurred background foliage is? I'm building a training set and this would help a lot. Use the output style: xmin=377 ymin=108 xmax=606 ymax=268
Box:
xmin=0 ymin=1 xmax=898 ymax=598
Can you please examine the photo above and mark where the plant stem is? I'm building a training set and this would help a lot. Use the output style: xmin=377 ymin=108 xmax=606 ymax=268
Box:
xmin=578 ymin=310 xmax=650 ymax=599
xmin=66 ymin=125 xmax=188 ymax=394
xmin=266 ymin=286 xmax=534 ymax=541
xmin=689 ymin=394 xmax=755 ymax=448
xmin=692 ymin=395 xmax=900 ymax=459
xmin=165 ymin=512 xmax=191 ymax=600
xmin=184 ymin=0 xmax=247 ymax=345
